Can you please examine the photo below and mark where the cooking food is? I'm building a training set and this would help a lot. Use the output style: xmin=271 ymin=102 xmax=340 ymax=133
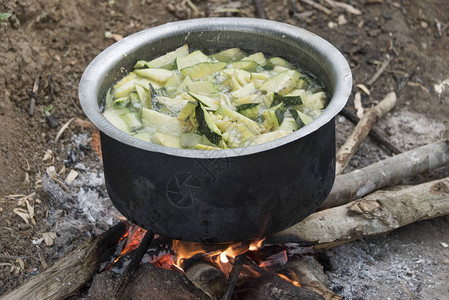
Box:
xmin=102 ymin=44 xmax=327 ymax=150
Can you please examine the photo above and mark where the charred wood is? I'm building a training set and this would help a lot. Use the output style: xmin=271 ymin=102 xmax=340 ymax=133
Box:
xmin=1 ymin=221 xmax=129 ymax=300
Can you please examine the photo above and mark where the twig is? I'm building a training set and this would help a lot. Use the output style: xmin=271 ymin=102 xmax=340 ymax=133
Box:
xmin=29 ymin=75 xmax=40 ymax=116
xmin=48 ymin=75 xmax=54 ymax=103
xmin=367 ymin=56 xmax=393 ymax=85
xmin=0 ymin=254 xmax=21 ymax=261
xmin=220 ymin=241 xmax=250 ymax=300
xmin=113 ymin=229 xmax=155 ymax=299
xmin=35 ymin=246 xmax=48 ymax=269
xmin=322 ymin=140 xmax=449 ymax=208
xmin=298 ymin=0 xmax=332 ymax=15
xmin=323 ymin=0 xmax=362 ymax=15
xmin=336 ymin=91 xmax=397 ymax=175
xmin=54 ymin=117 xmax=75 ymax=143
xmin=253 ymin=0 xmax=267 ymax=19
xmin=68 ymin=91 xmax=84 ymax=116
xmin=339 ymin=107 xmax=403 ymax=154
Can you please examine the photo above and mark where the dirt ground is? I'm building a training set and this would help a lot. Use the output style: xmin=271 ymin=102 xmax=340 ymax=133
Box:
xmin=0 ymin=0 xmax=448 ymax=298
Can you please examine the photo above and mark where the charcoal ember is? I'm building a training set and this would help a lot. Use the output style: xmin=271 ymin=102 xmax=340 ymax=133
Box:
xmin=42 ymin=174 xmax=75 ymax=209
xmin=123 ymin=264 xmax=209 ymax=300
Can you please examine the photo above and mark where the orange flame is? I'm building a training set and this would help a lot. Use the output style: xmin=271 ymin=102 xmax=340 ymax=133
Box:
xmin=277 ymin=271 xmax=301 ymax=287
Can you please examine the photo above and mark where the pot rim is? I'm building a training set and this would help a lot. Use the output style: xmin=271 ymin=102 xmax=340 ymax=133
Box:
xmin=79 ymin=18 xmax=352 ymax=159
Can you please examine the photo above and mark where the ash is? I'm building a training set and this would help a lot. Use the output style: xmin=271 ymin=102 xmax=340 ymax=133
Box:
xmin=325 ymin=216 xmax=449 ymax=300
xmin=42 ymin=134 xmax=122 ymax=256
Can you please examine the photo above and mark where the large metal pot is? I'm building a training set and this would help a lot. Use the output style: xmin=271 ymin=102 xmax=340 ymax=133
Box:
xmin=79 ymin=18 xmax=352 ymax=243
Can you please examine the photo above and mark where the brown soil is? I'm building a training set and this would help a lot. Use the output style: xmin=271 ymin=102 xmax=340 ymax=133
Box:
xmin=0 ymin=0 xmax=448 ymax=297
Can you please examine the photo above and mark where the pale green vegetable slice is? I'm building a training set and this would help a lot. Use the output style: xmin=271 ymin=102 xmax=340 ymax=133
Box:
xmin=141 ymin=108 xmax=185 ymax=134
xmin=134 ymin=44 xmax=189 ymax=70
xmin=152 ymin=132 xmax=182 ymax=148
xmin=210 ymin=48 xmax=246 ymax=63
xmin=187 ymin=81 xmax=219 ymax=94
xmin=134 ymin=69 xmax=174 ymax=83
xmin=188 ymin=92 xmax=220 ymax=110
xmin=260 ymin=70 xmax=301 ymax=96
xmin=176 ymin=50 xmax=209 ymax=70
xmin=181 ymin=62 xmax=227 ymax=80
xmin=242 ymin=52 xmax=266 ymax=66
xmin=245 ymin=130 xmax=291 ymax=147
xmin=231 ymin=82 xmax=257 ymax=98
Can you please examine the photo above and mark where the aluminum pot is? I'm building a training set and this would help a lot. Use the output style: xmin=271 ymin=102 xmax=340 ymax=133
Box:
xmin=79 ymin=18 xmax=352 ymax=243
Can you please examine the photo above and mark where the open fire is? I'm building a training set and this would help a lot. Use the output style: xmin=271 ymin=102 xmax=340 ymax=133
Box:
xmin=107 ymin=224 xmax=303 ymax=290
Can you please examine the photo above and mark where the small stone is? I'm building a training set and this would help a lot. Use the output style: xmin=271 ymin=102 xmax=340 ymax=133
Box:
xmin=337 ymin=15 xmax=347 ymax=26
xmin=328 ymin=21 xmax=338 ymax=29
xmin=440 ymin=242 xmax=448 ymax=248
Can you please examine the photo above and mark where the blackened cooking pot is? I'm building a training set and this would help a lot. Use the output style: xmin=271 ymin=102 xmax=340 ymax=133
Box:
xmin=79 ymin=18 xmax=352 ymax=243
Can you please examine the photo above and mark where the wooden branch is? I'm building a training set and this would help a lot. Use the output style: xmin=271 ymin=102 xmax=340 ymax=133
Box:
xmin=271 ymin=177 xmax=449 ymax=249
xmin=1 ymin=222 xmax=128 ymax=300
xmin=323 ymin=140 xmax=449 ymax=208
xmin=323 ymin=0 xmax=361 ymax=15
xmin=221 ymin=242 xmax=249 ymax=300
xmin=339 ymin=107 xmax=403 ymax=155
xmin=335 ymin=91 xmax=397 ymax=175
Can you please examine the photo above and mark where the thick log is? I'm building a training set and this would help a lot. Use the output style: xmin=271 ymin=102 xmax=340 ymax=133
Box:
xmin=335 ymin=91 xmax=397 ymax=175
xmin=322 ymin=140 xmax=449 ymax=208
xmin=1 ymin=222 xmax=128 ymax=300
xmin=271 ymin=177 xmax=449 ymax=249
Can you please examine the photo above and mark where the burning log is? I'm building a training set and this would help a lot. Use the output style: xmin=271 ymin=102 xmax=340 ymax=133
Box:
xmin=335 ymin=91 xmax=397 ymax=175
xmin=185 ymin=262 xmax=227 ymax=299
xmin=237 ymin=265 xmax=325 ymax=300
xmin=322 ymin=140 xmax=449 ymax=208
xmin=1 ymin=222 xmax=129 ymax=300
xmin=271 ymin=177 xmax=449 ymax=249
xmin=123 ymin=264 xmax=209 ymax=299
xmin=287 ymin=256 xmax=341 ymax=300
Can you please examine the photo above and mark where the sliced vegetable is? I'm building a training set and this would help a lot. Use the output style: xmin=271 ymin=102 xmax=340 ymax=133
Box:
xmin=229 ymin=60 xmax=258 ymax=72
xmin=181 ymin=62 xmax=226 ymax=80
xmin=134 ymin=68 xmax=174 ymax=83
xmin=195 ymin=103 xmax=222 ymax=145
xmin=271 ymin=91 xmax=302 ymax=107
xmin=104 ymin=46 xmax=326 ymax=150
xmin=152 ymin=132 xmax=182 ymax=148
xmin=266 ymin=57 xmax=294 ymax=69
xmin=262 ymin=103 xmax=286 ymax=130
xmin=236 ymin=103 xmax=260 ymax=119
xmin=176 ymin=50 xmax=209 ymax=70
xmin=187 ymin=81 xmax=219 ymax=94
xmin=290 ymin=109 xmax=313 ymax=128
xmin=188 ymin=92 xmax=220 ymax=110
xmin=134 ymin=44 xmax=189 ymax=69
xmin=242 ymin=52 xmax=266 ymax=66
xmin=260 ymin=70 xmax=301 ymax=95
xmin=210 ymin=48 xmax=246 ymax=63
xmin=177 ymin=101 xmax=197 ymax=121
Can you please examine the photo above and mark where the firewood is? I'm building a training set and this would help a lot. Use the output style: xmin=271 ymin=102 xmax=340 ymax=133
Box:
xmin=323 ymin=140 xmax=449 ymax=208
xmin=1 ymin=222 xmax=128 ymax=300
xmin=271 ymin=177 xmax=449 ymax=249
xmin=185 ymin=262 xmax=227 ymax=299
xmin=287 ymin=256 xmax=341 ymax=300
xmin=237 ymin=265 xmax=325 ymax=300
xmin=335 ymin=91 xmax=397 ymax=175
